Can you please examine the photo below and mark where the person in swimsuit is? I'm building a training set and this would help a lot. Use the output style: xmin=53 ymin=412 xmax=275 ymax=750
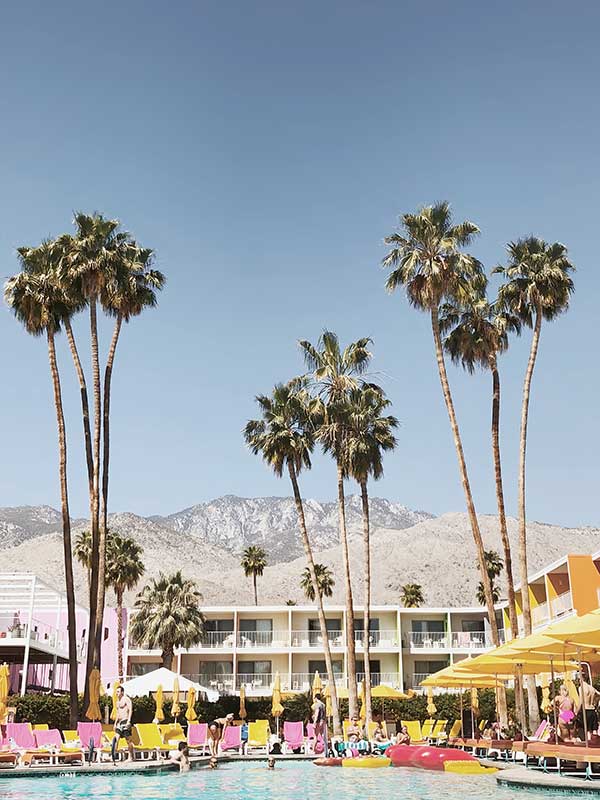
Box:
xmin=396 ymin=725 xmax=411 ymax=745
xmin=168 ymin=741 xmax=190 ymax=772
xmin=578 ymin=680 xmax=600 ymax=740
xmin=346 ymin=716 xmax=363 ymax=740
xmin=209 ymin=713 xmax=234 ymax=756
xmin=556 ymin=684 xmax=576 ymax=741
xmin=113 ymin=686 xmax=135 ymax=761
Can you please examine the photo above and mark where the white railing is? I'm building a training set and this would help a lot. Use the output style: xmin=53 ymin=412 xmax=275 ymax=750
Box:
xmin=290 ymin=630 xmax=344 ymax=647
xmin=200 ymin=631 xmax=235 ymax=648
xmin=451 ymin=630 xmax=501 ymax=649
xmin=0 ymin=618 xmax=66 ymax=653
xmin=551 ymin=591 xmax=573 ymax=618
xmin=406 ymin=631 xmax=449 ymax=649
xmin=237 ymin=631 xmax=288 ymax=648
xmin=187 ymin=673 xmax=235 ymax=693
xmin=354 ymin=630 xmax=399 ymax=648
xmin=532 ymin=602 xmax=549 ymax=628
xmin=357 ymin=672 xmax=402 ymax=688
xmin=235 ymin=672 xmax=273 ymax=691
xmin=412 ymin=672 xmax=433 ymax=688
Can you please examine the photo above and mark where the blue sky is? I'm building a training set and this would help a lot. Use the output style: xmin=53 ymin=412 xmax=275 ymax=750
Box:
xmin=0 ymin=1 xmax=598 ymax=527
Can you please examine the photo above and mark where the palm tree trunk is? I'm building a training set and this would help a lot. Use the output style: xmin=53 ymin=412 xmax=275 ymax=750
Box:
xmin=85 ymin=299 xmax=102 ymax=694
xmin=64 ymin=320 xmax=94 ymax=495
xmin=162 ymin=646 xmax=174 ymax=671
xmin=360 ymin=479 xmax=373 ymax=726
xmin=253 ymin=573 xmax=258 ymax=606
xmin=116 ymin=588 xmax=124 ymax=681
xmin=337 ymin=463 xmax=358 ymax=718
xmin=430 ymin=307 xmax=499 ymax=645
xmin=288 ymin=462 xmax=341 ymax=735
xmin=47 ymin=331 xmax=79 ymax=729
xmin=519 ymin=308 xmax=543 ymax=732
xmin=96 ymin=315 xmax=122 ymax=664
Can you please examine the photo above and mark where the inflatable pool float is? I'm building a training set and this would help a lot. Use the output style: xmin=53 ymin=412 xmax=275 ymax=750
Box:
xmin=341 ymin=756 xmax=391 ymax=768
xmin=387 ymin=745 xmax=496 ymax=774
xmin=314 ymin=757 xmax=343 ymax=767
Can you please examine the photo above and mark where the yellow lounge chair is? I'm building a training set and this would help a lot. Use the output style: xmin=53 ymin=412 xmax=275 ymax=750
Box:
xmin=246 ymin=720 xmax=270 ymax=754
xmin=32 ymin=724 xmax=49 ymax=731
xmin=421 ymin=719 xmax=435 ymax=739
xmin=432 ymin=719 xmax=448 ymax=740
xmin=100 ymin=730 xmax=130 ymax=762
xmin=342 ymin=719 xmax=370 ymax=740
xmin=447 ymin=720 xmax=462 ymax=741
xmin=158 ymin=723 xmax=186 ymax=745
xmin=478 ymin=719 xmax=488 ymax=731
xmin=401 ymin=720 xmax=424 ymax=744
xmin=367 ymin=721 xmax=389 ymax=741
xmin=133 ymin=723 xmax=173 ymax=760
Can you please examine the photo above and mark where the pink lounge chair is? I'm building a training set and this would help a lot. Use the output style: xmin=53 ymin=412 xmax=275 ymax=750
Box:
xmin=77 ymin=722 xmax=103 ymax=761
xmin=33 ymin=730 xmax=83 ymax=765
xmin=283 ymin=721 xmax=305 ymax=754
xmin=6 ymin=723 xmax=37 ymax=750
xmin=187 ymin=723 xmax=209 ymax=755
xmin=219 ymin=725 xmax=243 ymax=754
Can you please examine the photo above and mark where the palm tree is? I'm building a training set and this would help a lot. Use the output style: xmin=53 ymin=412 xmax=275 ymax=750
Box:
xmin=476 ymin=550 xmax=503 ymax=606
xmin=106 ymin=533 xmax=145 ymax=680
xmin=244 ymin=380 xmax=342 ymax=734
xmin=342 ymin=384 xmax=398 ymax=725
xmin=400 ymin=583 xmax=424 ymax=608
xmin=301 ymin=563 xmax=335 ymax=601
xmin=97 ymin=244 xmax=164 ymax=663
xmin=382 ymin=202 xmax=500 ymax=647
xmin=440 ymin=292 xmax=521 ymax=640
xmin=58 ymin=212 xmax=133 ymax=682
xmin=74 ymin=529 xmax=93 ymax=590
xmin=129 ymin=571 xmax=204 ymax=669
xmin=299 ymin=331 xmax=372 ymax=718
xmin=5 ymin=249 xmax=82 ymax=727
xmin=241 ymin=546 xmax=267 ymax=605
xmin=495 ymin=236 xmax=575 ymax=730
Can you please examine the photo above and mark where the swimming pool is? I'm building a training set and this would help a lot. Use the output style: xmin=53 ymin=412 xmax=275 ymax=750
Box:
xmin=0 ymin=762 xmax=568 ymax=800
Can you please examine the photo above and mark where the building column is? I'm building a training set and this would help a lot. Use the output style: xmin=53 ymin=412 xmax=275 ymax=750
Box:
xmin=397 ymin=609 xmax=403 ymax=690
xmin=447 ymin=611 xmax=454 ymax=664
xmin=20 ymin=576 xmax=36 ymax=696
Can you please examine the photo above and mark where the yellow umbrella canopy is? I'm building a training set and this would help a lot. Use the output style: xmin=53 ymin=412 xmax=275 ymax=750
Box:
xmin=420 ymin=663 xmax=500 ymax=688
xmin=312 ymin=671 xmax=322 ymax=699
xmin=502 ymin=631 xmax=599 ymax=661
xmin=271 ymin=673 xmax=284 ymax=718
xmin=545 ymin=609 xmax=600 ymax=648
xmin=185 ymin=687 xmax=198 ymax=722
xmin=0 ymin=663 xmax=9 ymax=724
xmin=457 ymin=642 xmax=578 ymax=676
xmin=358 ymin=682 xmax=366 ymax=724
xmin=85 ymin=667 xmax=102 ymax=721
xmin=470 ymin=687 xmax=479 ymax=715
xmin=370 ymin=685 xmax=412 ymax=699
xmin=110 ymin=680 xmax=120 ymax=722
xmin=324 ymin=682 xmax=332 ymax=718
xmin=155 ymin=684 xmax=165 ymax=722
xmin=239 ymin=684 xmax=247 ymax=720
xmin=171 ymin=677 xmax=181 ymax=718
xmin=426 ymin=687 xmax=437 ymax=717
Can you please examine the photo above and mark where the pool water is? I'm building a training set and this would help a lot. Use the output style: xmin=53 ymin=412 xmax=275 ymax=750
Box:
xmin=0 ymin=761 xmax=567 ymax=800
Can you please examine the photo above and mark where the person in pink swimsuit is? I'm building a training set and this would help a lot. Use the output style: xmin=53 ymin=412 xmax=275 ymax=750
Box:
xmin=556 ymin=684 xmax=576 ymax=741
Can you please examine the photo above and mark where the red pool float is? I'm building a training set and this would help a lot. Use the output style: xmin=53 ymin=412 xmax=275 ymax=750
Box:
xmin=388 ymin=744 xmax=479 ymax=770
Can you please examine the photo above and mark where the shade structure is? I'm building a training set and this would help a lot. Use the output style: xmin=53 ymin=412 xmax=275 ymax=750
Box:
xmin=420 ymin=663 xmax=500 ymax=689
xmin=185 ymin=687 xmax=198 ymax=722
xmin=370 ymin=685 xmax=411 ymax=699
xmin=171 ymin=677 xmax=181 ymax=718
xmin=85 ymin=667 xmax=102 ymax=721
xmin=324 ymin=682 xmax=332 ymax=718
xmin=502 ymin=632 xmax=598 ymax=661
xmin=545 ymin=609 xmax=600 ymax=649
xmin=155 ymin=684 xmax=165 ymax=722
xmin=120 ymin=668 xmax=218 ymax=702
xmin=426 ymin=687 xmax=437 ymax=717
xmin=312 ymin=671 xmax=322 ymax=698
xmin=358 ymin=682 xmax=366 ymax=724
xmin=271 ymin=673 xmax=284 ymax=718
xmin=456 ymin=640 xmax=578 ymax=676
xmin=0 ymin=663 xmax=9 ymax=724
xmin=110 ymin=681 xmax=120 ymax=722
xmin=239 ymin=685 xmax=247 ymax=720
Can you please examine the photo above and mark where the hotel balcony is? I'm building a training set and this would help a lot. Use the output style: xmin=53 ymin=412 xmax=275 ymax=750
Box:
xmin=450 ymin=630 xmax=503 ymax=650
xmin=353 ymin=630 xmax=399 ymax=649
xmin=290 ymin=630 xmax=344 ymax=648
xmin=404 ymin=631 xmax=450 ymax=651
xmin=551 ymin=590 xmax=573 ymax=618
xmin=237 ymin=631 xmax=289 ymax=649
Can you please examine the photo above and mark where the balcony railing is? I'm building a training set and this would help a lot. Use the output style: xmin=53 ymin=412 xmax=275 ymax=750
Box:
xmin=353 ymin=630 xmax=399 ymax=648
xmin=405 ymin=631 xmax=449 ymax=649
xmin=551 ymin=591 xmax=573 ymax=618
xmin=237 ymin=631 xmax=288 ymax=648
xmin=235 ymin=672 xmax=273 ymax=691
xmin=357 ymin=672 xmax=402 ymax=688
xmin=412 ymin=672 xmax=434 ymax=688
xmin=531 ymin=602 xmax=549 ymax=628
xmin=0 ymin=618 xmax=66 ymax=654
xmin=451 ymin=630 xmax=501 ymax=649
xmin=200 ymin=631 xmax=236 ymax=648
xmin=290 ymin=630 xmax=344 ymax=648
xmin=185 ymin=673 xmax=235 ymax=693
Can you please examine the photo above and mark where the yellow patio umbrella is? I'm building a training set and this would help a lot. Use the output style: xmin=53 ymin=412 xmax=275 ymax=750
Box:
xmin=470 ymin=687 xmax=479 ymax=715
xmin=420 ymin=663 xmax=500 ymax=688
xmin=185 ymin=687 xmax=198 ymax=722
xmin=358 ymin=682 xmax=366 ymax=724
xmin=335 ymin=685 xmax=349 ymax=699
xmin=0 ymin=663 xmax=9 ymax=724
xmin=312 ymin=670 xmax=322 ymax=699
xmin=110 ymin=680 xmax=120 ymax=722
xmin=85 ymin=667 xmax=102 ymax=721
xmin=324 ymin=682 xmax=332 ymax=718
xmin=371 ymin=685 xmax=412 ymax=698
xmin=271 ymin=673 xmax=284 ymax=718
xmin=239 ymin=684 xmax=247 ymax=720
xmin=171 ymin=677 xmax=181 ymax=718
xmin=154 ymin=684 xmax=165 ymax=722
xmin=540 ymin=674 xmax=552 ymax=715
xmin=545 ymin=609 xmax=600 ymax=649
xmin=426 ymin=687 xmax=437 ymax=717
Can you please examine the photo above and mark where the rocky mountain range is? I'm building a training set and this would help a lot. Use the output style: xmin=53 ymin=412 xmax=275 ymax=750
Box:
xmin=0 ymin=497 xmax=598 ymax=608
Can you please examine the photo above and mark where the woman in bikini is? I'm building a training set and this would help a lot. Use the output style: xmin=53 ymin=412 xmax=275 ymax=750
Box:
xmin=556 ymin=683 xmax=576 ymax=741
xmin=208 ymin=713 xmax=234 ymax=756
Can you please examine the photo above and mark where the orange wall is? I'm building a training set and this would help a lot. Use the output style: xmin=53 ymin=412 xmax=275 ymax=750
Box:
xmin=569 ymin=555 xmax=600 ymax=614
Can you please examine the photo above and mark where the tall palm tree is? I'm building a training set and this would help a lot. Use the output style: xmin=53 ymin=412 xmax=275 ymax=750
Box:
xmin=5 ymin=250 xmax=82 ymax=727
xmin=400 ymin=583 xmax=424 ymax=608
xmin=301 ymin=563 xmax=335 ymax=601
xmin=58 ymin=212 xmax=132 ymax=683
xmin=129 ymin=571 xmax=204 ymax=669
xmin=440 ymin=293 xmax=521 ymax=640
xmin=382 ymin=203 xmax=500 ymax=647
xmin=342 ymin=385 xmax=398 ymax=725
xmin=476 ymin=550 xmax=504 ymax=606
xmin=107 ymin=533 xmax=145 ymax=680
xmin=97 ymin=244 xmax=164 ymax=663
xmin=241 ymin=546 xmax=267 ymax=605
xmin=74 ymin=529 xmax=93 ymax=591
xmin=495 ymin=236 xmax=575 ymax=729
xmin=244 ymin=380 xmax=342 ymax=734
xmin=299 ymin=331 xmax=372 ymax=718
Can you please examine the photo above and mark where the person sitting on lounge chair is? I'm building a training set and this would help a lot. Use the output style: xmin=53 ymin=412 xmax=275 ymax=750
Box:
xmin=396 ymin=725 xmax=410 ymax=745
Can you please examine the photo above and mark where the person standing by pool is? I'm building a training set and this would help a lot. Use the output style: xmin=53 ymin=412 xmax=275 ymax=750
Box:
xmin=113 ymin=686 xmax=135 ymax=761
xmin=555 ymin=684 xmax=576 ymax=741
xmin=312 ymin=693 xmax=327 ymax=754
xmin=579 ymin=679 xmax=600 ymax=740
xmin=208 ymin=713 xmax=234 ymax=756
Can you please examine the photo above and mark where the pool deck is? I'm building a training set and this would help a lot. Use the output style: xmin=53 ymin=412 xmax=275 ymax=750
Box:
xmin=497 ymin=767 xmax=600 ymax=795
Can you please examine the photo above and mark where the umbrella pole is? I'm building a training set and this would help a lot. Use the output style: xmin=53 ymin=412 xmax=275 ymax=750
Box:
xmin=550 ymin=657 xmax=558 ymax=740
xmin=460 ymin=690 xmax=464 ymax=739
xmin=516 ymin=664 xmax=526 ymax=737
xmin=578 ymin=648 xmax=588 ymax=746
xmin=470 ymin=685 xmax=475 ymax=739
